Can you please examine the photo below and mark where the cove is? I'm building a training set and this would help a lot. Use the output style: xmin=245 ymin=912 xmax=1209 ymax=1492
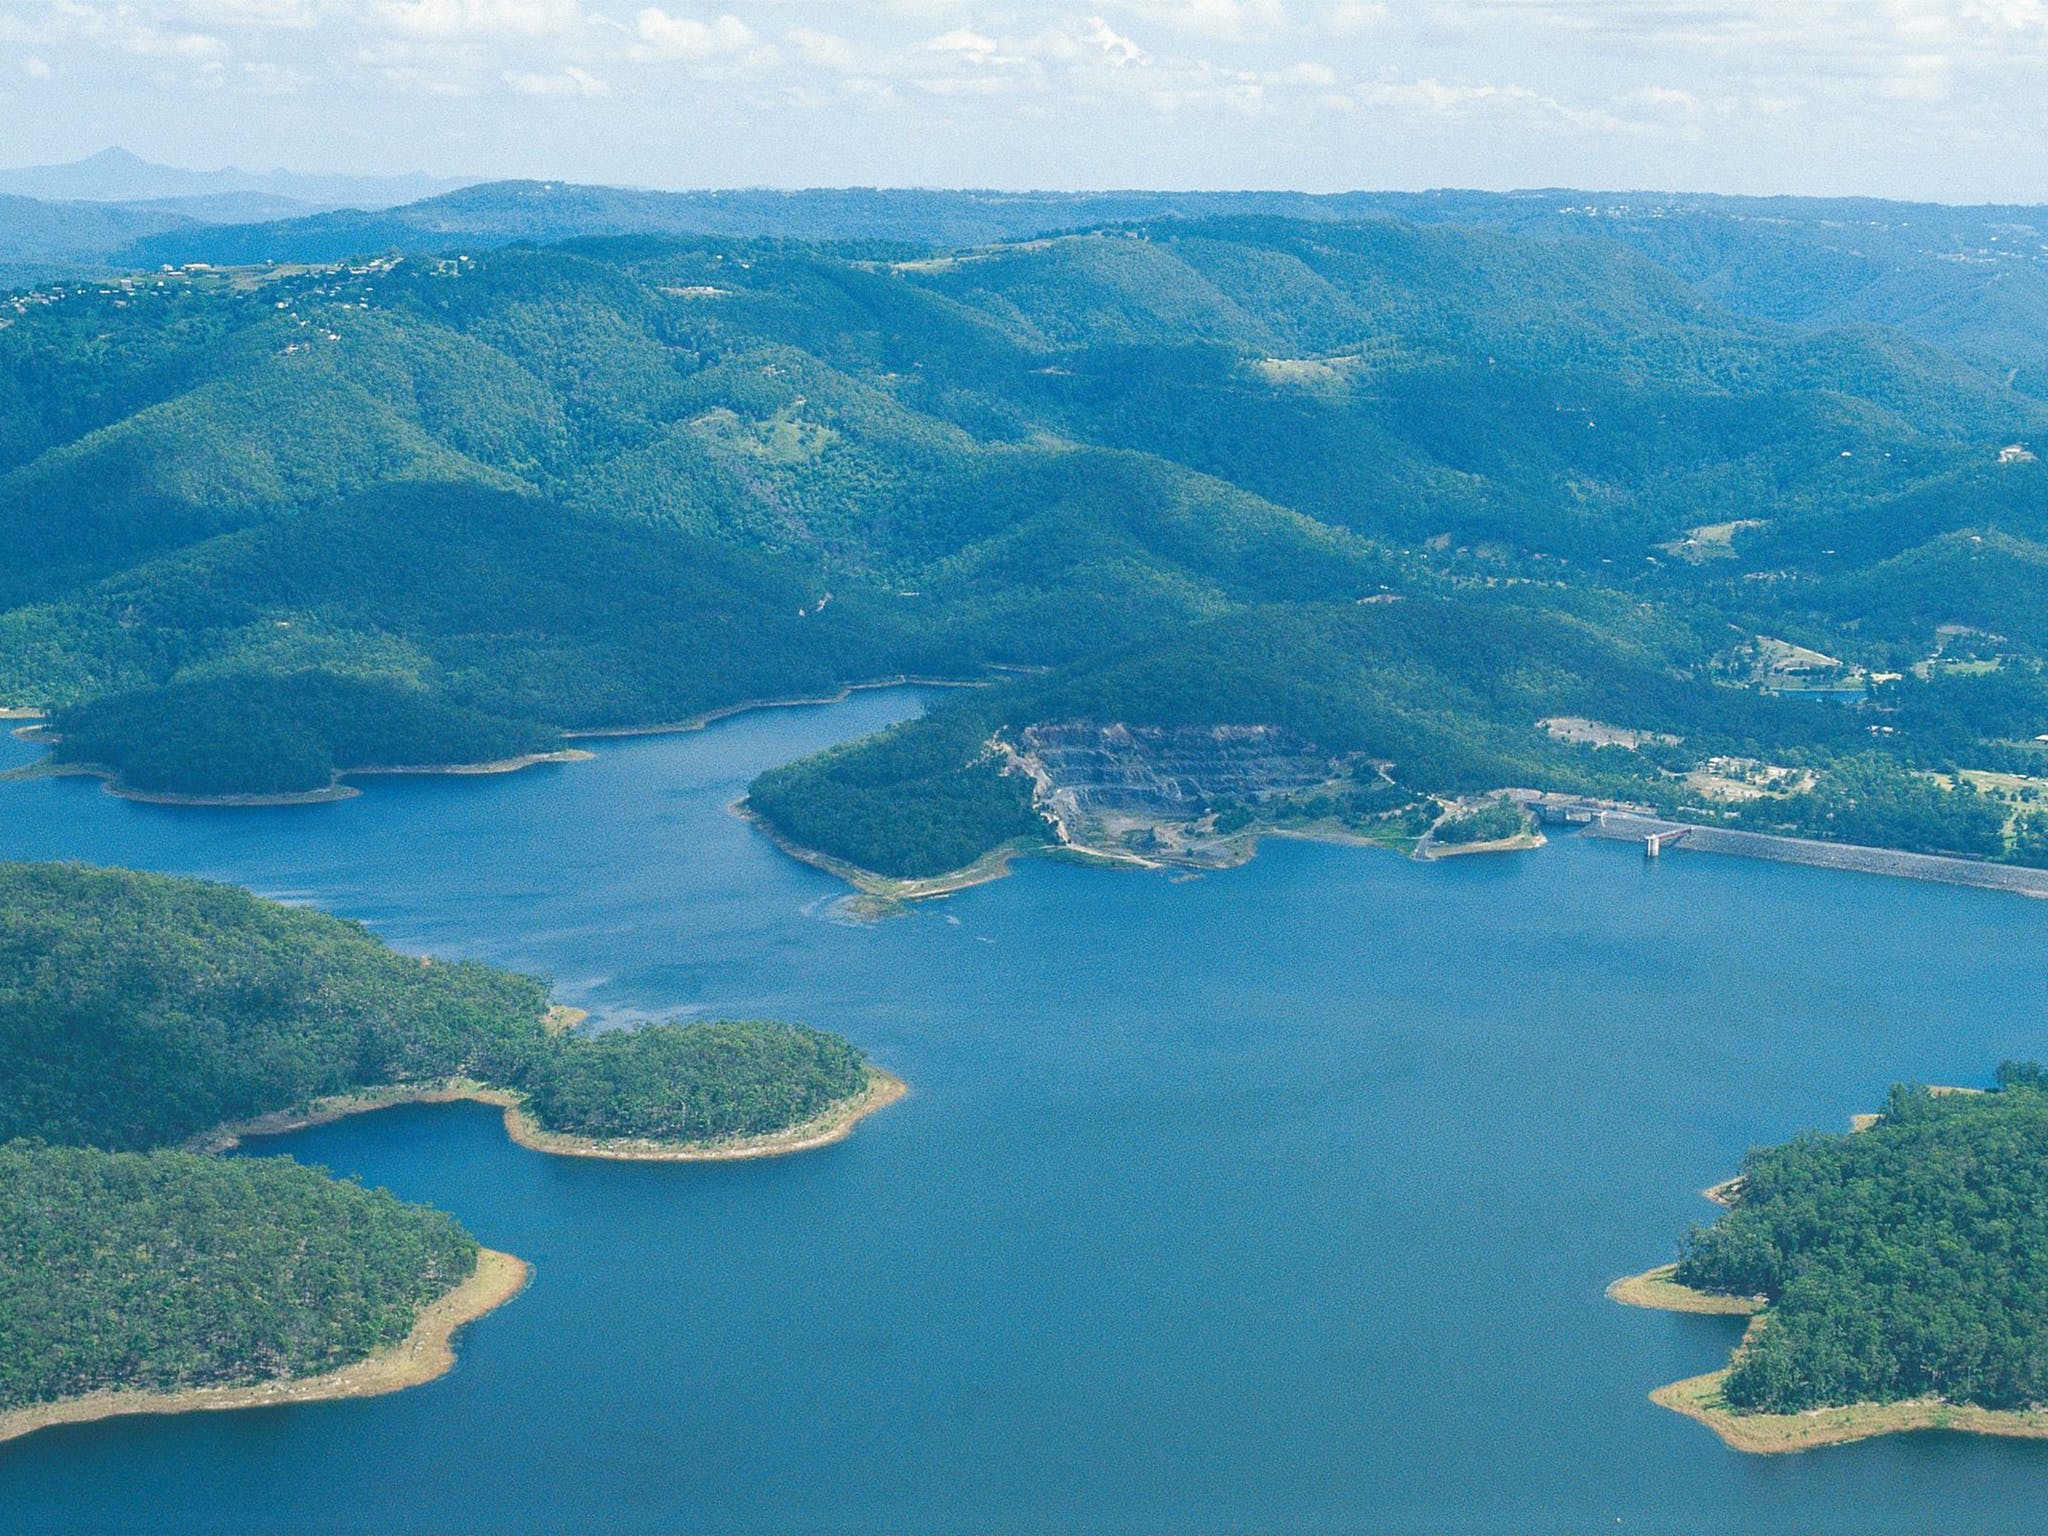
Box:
xmin=2 ymin=691 xmax=2047 ymax=1535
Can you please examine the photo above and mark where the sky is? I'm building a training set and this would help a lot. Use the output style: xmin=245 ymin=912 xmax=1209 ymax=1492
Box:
xmin=1 ymin=0 xmax=2046 ymax=201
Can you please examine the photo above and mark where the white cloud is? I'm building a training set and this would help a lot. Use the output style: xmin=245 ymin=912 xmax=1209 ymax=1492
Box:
xmin=21 ymin=53 xmax=52 ymax=78
xmin=175 ymin=0 xmax=317 ymax=26
xmin=505 ymin=62 xmax=610 ymax=91
xmin=371 ymin=0 xmax=588 ymax=41
xmin=1622 ymin=85 xmax=1698 ymax=112
xmin=1109 ymin=0 xmax=1290 ymax=42
xmin=1079 ymin=17 xmax=1146 ymax=65
xmin=632 ymin=7 xmax=761 ymax=60
xmin=924 ymin=26 xmax=1003 ymax=61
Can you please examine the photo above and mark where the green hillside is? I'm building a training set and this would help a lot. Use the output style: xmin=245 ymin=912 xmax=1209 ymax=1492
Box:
xmin=0 ymin=213 xmax=2044 ymax=857
xmin=0 ymin=861 xmax=880 ymax=1153
xmin=745 ymin=597 xmax=1841 ymax=879
xmin=0 ymin=861 xmax=552 ymax=1150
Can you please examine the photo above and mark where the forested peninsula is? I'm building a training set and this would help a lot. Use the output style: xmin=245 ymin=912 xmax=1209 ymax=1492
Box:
xmin=1614 ymin=1067 xmax=2048 ymax=1453
xmin=0 ymin=861 xmax=896 ymax=1444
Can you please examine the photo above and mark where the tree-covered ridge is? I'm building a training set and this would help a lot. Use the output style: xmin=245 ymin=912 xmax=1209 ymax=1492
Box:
xmin=523 ymin=1022 xmax=869 ymax=1144
xmin=21 ymin=184 xmax=2048 ymax=398
xmin=50 ymin=671 xmax=558 ymax=797
xmin=0 ymin=862 xmax=552 ymax=1151
xmin=747 ymin=707 xmax=1047 ymax=880
xmin=0 ymin=861 xmax=881 ymax=1153
xmin=2 ymin=214 xmax=2047 ymax=835
xmin=1674 ymin=1069 xmax=2048 ymax=1415
xmin=0 ymin=1145 xmax=477 ymax=1414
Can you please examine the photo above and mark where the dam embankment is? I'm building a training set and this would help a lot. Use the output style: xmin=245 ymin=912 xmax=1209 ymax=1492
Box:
xmin=1579 ymin=812 xmax=2048 ymax=897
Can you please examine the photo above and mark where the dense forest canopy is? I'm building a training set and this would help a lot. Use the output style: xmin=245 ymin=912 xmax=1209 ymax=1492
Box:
xmin=522 ymin=1022 xmax=869 ymax=1143
xmin=1675 ymin=1070 xmax=2048 ymax=1415
xmin=0 ymin=861 xmax=879 ymax=1153
xmin=0 ymin=204 xmax=2044 ymax=869
xmin=0 ymin=861 xmax=552 ymax=1150
xmin=0 ymin=1145 xmax=477 ymax=1413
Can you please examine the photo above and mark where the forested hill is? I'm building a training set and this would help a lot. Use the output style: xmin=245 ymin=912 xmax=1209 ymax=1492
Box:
xmin=0 ymin=1144 xmax=481 ymax=1417
xmin=2 ymin=209 xmax=2046 ymax=845
xmin=38 ymin=183 xmax=2048 ymax=395
xmin=0 ymin=861 xmax=550 ymax=1150
xmin=1671 ymin=1067 xmax=2048 ymax=1417
xmin=0 ymin=861 xmax=879 ymax=1153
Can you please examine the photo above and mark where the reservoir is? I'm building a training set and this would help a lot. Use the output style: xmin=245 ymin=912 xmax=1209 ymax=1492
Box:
xmin=1 ymin=690 xmax=2046 ymax=1534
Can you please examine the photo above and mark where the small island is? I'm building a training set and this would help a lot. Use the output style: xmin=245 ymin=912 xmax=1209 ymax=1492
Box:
xmin=1615 ymin=1065 xmax=2048 ymax=1454
xmin=0 ymin=861 xmax=901 ymax=1447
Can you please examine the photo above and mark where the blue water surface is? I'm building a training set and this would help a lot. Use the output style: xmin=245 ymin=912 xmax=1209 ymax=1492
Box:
xmin=0 ymin=693 xmax=2045 ymax=1535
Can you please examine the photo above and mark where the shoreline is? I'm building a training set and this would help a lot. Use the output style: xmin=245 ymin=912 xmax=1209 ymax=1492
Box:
xmin=1647 ymin=1342 xmax=2048 ymax=1455
xmin=1418 ymin=829 xmax=1546 ymax=860
xmin=562 ymin=676 xmax=985 ymax=740
xmin=350 ymin=749 xmax=595 ymax=781
xmin=199 ymin=1066 xmax=906 ymax=1162
xmin=740 ymin=799 xmax=1451 ymax=909
xmin=1 ymin=747 xmax=593 ymax=807
xmin=0 ymin=1248 xmax=529 ymax=1450
xmin=1606 ymin=1264 xmax=1764 ymax=1316
xmin=1615 ymin=1087 xmax=2028 ymax=1454
xmin=731 ymin=797 xmax=1043 ymax=911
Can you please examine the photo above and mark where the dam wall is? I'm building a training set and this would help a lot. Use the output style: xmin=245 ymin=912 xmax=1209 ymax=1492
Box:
xmin=1582 ymin=813 xmax=2048 ymax=897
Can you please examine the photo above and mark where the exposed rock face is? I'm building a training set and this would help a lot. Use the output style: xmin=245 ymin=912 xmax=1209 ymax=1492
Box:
xmin=1018 ymin=722 xmax=1335 ymax=817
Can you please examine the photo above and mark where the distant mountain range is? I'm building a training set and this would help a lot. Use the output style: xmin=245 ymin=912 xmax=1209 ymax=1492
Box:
xmin=0 ymin=148 xmax=465 ymax=213
xmin=3 ymin=174 xmax=2040 ymax=395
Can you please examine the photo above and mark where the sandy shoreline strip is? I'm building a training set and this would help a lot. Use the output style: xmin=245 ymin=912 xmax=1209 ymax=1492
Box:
xmin=0 ymin=1248 xmax=529 ymax=1450
xmin=1417 ymin=829 xmax=1546 ymax=860
xmin=198 ymin=1066 xmax=906 ymax=1163
xmin=1606 ymin=1264 xmax=1763 ymax=1316
xmin=1614 ymin=1233 xmax=2048 ymax=1452
xmin=1647 ymin=1353 xmax=2048 ymax=1454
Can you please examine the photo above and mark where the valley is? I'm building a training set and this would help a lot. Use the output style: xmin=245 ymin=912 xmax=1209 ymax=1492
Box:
xmin=4 ymin=161 xmax=2048 ymax=1532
